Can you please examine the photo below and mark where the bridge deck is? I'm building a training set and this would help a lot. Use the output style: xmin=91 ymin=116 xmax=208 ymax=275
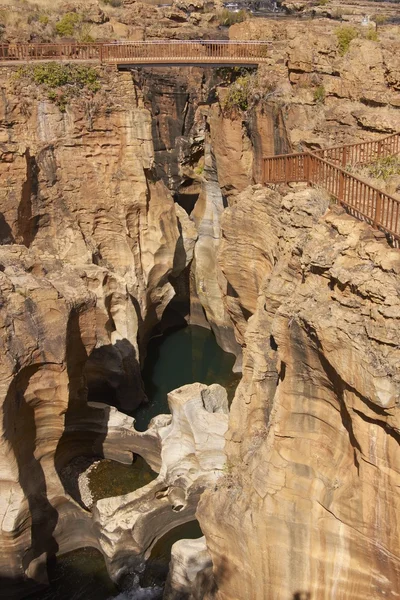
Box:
xmin=0 ymin=41 xmax=271 ymax=66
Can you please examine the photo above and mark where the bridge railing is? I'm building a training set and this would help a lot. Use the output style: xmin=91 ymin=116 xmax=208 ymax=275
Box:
xmin=0 ymin=41 xmax=271 ymax=64
xmin=312 ymin=132 xmax=400 ymax=167
xmin=0 ymin=43 xmax=102 ymax=62
xmin=263 ymin=149 xmax=400 ymax=246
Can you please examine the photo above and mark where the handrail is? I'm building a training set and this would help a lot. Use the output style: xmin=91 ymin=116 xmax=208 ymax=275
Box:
xmin=263 ymin=134 xmax=400 ymax=246
xmin=312 ymin=132 xmax=400 ymax=167
xmin=0 ymin=41 xmax=272 ymax=65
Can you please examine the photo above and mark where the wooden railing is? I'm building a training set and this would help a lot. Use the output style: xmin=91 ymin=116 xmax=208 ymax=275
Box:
xmin=0 ymin=41 xmax=271 ymax=65
xmin=312 ymin=132 xmax=400 ymax=167
xmin=263 ymin=134 xmax=400 ymax=246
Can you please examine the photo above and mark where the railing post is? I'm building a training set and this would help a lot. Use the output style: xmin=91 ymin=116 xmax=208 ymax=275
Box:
xmin=303 ymin=152 xmax=310 ymax=183
xmin=341 ymin=146 xmax=347 ymax=168
xmin=377 ymin=140 xmax=383 ymax=158
xmin=284 ymin=155 xmax=289 ymax=182
xmin=374 ymin=191 xmax=383 ymax=228
xmin=99 ymin=44 xmax=103 ymax=64
xmin=338 ymin=169 xmax=345 ymax=203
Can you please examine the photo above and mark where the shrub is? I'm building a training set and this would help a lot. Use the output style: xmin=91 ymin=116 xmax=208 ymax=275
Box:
xmin=55 ymin=12 xmax=81 ymax=37
xmin=317 ymin=0 xmax=328 ymax=5
xmin=194 ymin=163 xmax=204 ymax=175
xmin=78 ymin=23 xmax=95 ymax=43
xmin=373 ymin=14 xmax=388 ymax=26
xmin=367 ymin=155 xmax=400 ymax=181
xmin=218 ymin=9 xmax=248 ymax=26
xmin=364 ymin=25 xmax=378 ymax=41
xmin=17 ymin=63 xmax=100 ymax=111
xmin=335 ymin=25 xmax=358 ymax=55
xmin=102 ymin=0 xmax=122 ymax=6
xmin=313 ymin=85 xmax=326 ymax=103
xmin=39 ymin=14 xmax=49 ymax=26
xmin=223 ymin=74 xmax=251 ymax=112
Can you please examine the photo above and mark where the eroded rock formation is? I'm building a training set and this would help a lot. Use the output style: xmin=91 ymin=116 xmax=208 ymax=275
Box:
xmin=1 ymin=15 xmax=400 ymax=598
xmin=198 ymin=185 xmax=400 ymax=599
xmin=92 ymin=382 xmax=228 ymax=580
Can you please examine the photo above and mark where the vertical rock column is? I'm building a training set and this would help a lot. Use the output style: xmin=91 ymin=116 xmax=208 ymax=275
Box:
xmin=190 ymin=132 xmax=242 ymax=368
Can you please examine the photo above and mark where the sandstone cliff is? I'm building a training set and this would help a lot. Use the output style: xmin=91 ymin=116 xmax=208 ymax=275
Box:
xmin=0 ymin=65 xmax=196 ymax=595
xmin=198 ymin=184 xmax=400 ymax=599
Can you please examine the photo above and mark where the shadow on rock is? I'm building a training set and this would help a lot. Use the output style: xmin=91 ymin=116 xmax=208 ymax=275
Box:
xmin=3 ymin=365 xmax=59 ymax=592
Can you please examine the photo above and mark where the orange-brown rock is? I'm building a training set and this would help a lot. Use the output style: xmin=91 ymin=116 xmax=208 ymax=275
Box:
xmin=198 ymin=185 xmax=400 ymax=599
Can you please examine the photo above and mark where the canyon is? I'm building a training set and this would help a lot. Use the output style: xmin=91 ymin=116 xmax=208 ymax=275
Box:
xmin=0 ymin=7 xmax=400 ymax=600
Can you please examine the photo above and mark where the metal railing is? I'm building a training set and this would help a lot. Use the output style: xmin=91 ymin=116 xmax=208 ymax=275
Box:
xmin=263 ymin=133 xmax=400 ymax=246
xmin=0 ymin=41 xmax=271 ymax=65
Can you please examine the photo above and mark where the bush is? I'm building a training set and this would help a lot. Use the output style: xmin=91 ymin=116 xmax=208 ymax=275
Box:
xmin=218 ymin=9 xmax=248 ymax=26
xmin=317 ymin=0 xmax=328 ymax=5
xmin=39 ymin=14 xmax=49 ymax=26
xmin=364 ymin=25 xmax=378 ymax=41
xmin=313 ymin=85 xmax=326 ymax=103
xmin=55 ymin=12 xmax=81 ymax=37
xmin=17 ymin=63 xmax=100 ymax=111
xmin=78 ymin=23 xmax=95 ymax=43
xmin=102 ymin=0 xmax=122 ymax=6
xmin=373 ymin=14 xmax=388 ymax=26
xmin=335 ymin=25 xmax=358 ymax=55
xmin=367 ymin=155 xmax=400 ymax=181
xmin=223 ymin=74 xmax=251 ymax=112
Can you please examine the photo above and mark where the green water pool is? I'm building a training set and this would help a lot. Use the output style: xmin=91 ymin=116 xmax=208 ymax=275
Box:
xmin=28 ymin=325 xmax=238 ymax=599
xmin=134 ymin=325 xmax=240 ymax=431
xmin=88 ymin=456 xmax=157 ymax=504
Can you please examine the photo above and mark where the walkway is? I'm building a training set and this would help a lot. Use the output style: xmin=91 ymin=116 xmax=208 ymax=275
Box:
xmin=0 ymin=41 xmax=271 ymax=66
xmin=263 ymin=133 xmax=400 ymax=247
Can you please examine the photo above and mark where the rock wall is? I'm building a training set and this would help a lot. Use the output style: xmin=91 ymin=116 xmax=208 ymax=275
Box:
xmin=0 ymin=66 xmax=195 ymax=595
xmin=198 ymin=184 xmax=400 ymax=599
xmin=230 ymin=18 xmax=400 ymax=147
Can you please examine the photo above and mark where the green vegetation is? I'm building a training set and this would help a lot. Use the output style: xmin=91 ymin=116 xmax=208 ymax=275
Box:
xmin=194 ymin=163 xmax=204 ymax=175
xmin=373 ymin=14 xmax=388 ymax=26
xmin=313 ymin=85 xmax=326 ymax=104
xmin=39 ymin=13 xmax=49 ymax=26
xmin=364 ymin=25 xmax=378 ymax=41
xmin=317 ymin=0 xmax=328 ymax=6
xmin=78 ymin=23 xmax=95 ymax=43
xmin=222 ymin=73 xmax=252 ymax=112
xmin=335 ymin=25 xmax=358 ymax=55
xmin=216 ymin=66 xmax=255 ymax=84
xmin=17 ymin=63 xmax=100 ymax=112
xmin=218 ymin=8 xmax=248 ymax=26
xmin=102 ymin=0 xmax=123 ymax=6
xmin=367 ymin=155 xmax=400 ymax=181
xmin=55 ymin=12 xmax=81 ymax=37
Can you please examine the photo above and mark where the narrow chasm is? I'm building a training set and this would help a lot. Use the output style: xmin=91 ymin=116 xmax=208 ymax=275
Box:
xmin=16 ymin=65 xmax=270 ymax=600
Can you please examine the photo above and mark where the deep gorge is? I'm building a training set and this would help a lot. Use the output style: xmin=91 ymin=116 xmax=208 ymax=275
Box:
xmin=1 ymin=14 xmax=400 ymax=600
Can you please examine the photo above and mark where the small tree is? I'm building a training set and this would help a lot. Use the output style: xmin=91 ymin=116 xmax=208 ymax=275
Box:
xmin=335 ymin=25 xmax=358 ymax=55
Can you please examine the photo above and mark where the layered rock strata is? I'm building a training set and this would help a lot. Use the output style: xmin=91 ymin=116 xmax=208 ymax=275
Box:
xmin=198 ymin=185 xmax=400 ymax=599
xmin=0 ymin=66 xmax=196 ymax=596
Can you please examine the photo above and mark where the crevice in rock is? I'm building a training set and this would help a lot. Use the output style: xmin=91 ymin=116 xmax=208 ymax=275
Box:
xmin=17 ymin=149 xmax=39 ymax=247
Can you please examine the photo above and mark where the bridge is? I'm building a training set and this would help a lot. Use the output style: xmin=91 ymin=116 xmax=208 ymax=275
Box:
xmin=0 ymin=41 xmax=271 ymax=66
xmin=263 ymin=132 xmax=400 ymax=247
xmin=0 ymin=41 xmax=399 ymax=247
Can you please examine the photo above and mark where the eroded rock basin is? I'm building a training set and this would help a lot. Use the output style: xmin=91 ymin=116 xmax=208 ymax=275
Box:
xmin=136 ymin=324 xmax=240 ymax=431
xmin=39 ymin=325 xmax=237 ymax=599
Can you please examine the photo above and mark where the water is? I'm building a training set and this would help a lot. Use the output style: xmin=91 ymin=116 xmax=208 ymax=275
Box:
xmin=28 ymin=325 xmax=237 ymax=599
xmin=135 ymin=325 xmax=240 ymax=431
xmin=140 ymin=520 xmax=203 ymax=589
xmin=88 ymin=456 xmax=157 ymax=504
xmin=26 ymin=548 xmax=118 ymax=600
